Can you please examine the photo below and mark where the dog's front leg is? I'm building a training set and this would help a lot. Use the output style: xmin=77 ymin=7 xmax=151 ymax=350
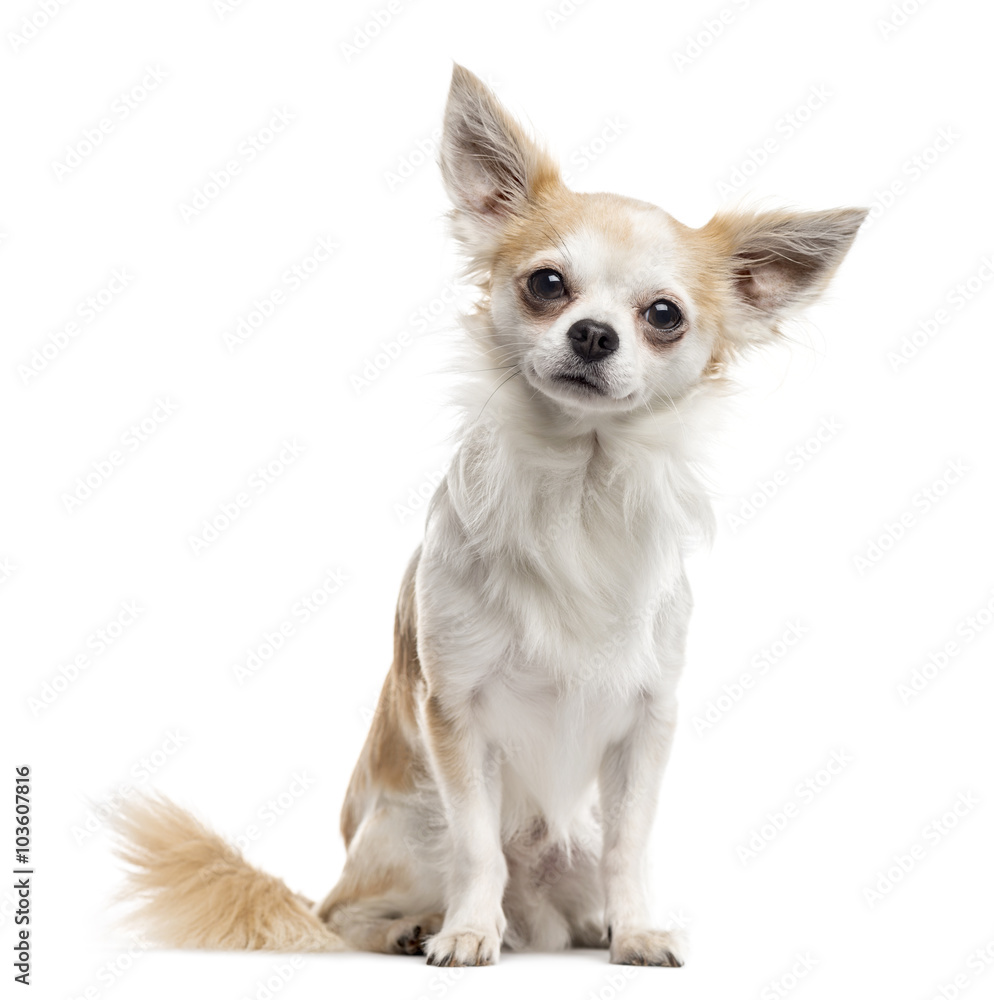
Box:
xmin=421 ymin=691 xmax=507 ymax=966
xmin=599 ymin=697 xmax=684 ymax=967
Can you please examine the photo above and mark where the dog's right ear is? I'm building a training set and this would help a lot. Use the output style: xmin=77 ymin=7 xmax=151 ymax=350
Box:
xmin=440 ymin=65 xmax=560 ymax=237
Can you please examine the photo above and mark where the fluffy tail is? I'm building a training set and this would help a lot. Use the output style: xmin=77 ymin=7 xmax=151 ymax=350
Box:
xmin=111 ymin=793 xmax=345 ymax=952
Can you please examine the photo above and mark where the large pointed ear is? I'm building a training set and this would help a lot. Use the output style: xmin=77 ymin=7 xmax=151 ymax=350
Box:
xmin=440 ymin=65 xmax=560 ymax=231
xmin=705 ymin=207 xmax=867 ymax=329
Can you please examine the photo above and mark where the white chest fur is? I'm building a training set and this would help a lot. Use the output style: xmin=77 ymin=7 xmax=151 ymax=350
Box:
xmin=414 ymin=406 xmax=708 ymax=835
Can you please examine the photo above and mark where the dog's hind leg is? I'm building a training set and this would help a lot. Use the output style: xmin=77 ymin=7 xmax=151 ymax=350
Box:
xmin=316 ymin=547 xmax=447 ymax=954
xmin=317 ymin=797 xmax=446 ymax=954
xmin=324 ymin=900 xmax=444 ymax=955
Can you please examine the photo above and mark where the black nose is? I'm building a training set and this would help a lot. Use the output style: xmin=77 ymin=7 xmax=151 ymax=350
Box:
xmin=567 ymin=319 xmax=619 ymax=362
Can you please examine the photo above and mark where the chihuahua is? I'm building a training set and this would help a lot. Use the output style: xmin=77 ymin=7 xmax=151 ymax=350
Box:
xmin=114 ymin=65 xmax=865 ymax=967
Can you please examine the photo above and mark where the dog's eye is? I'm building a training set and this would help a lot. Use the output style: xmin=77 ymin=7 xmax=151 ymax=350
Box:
xmin=644 ymin=299 xmax=683 ymax=334
xmin=528 ymin=269 xmax=566 ymax=300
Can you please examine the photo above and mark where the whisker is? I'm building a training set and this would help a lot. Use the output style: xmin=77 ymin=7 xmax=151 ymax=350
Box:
xmin=475 ymin=367 xmax=522 ymax=420
xmin=450 ymin=364 xmax=519 ymax=375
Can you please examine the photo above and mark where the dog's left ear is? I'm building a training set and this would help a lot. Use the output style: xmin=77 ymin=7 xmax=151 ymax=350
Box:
xmin=704 ymin=207 xmax=867 ymax=334
xmin=440 ymin=64 xmax=560 ymax=233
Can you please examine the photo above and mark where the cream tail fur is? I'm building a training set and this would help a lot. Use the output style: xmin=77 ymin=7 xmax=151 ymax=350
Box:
xmin=112 ymin=794 xmax=343 ymax=952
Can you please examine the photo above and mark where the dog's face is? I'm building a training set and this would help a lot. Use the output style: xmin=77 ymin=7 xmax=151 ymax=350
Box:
xmin=488 ymin=191 xmax=718 ymax=413
xmin=440 ymin=66 xmax=865 ymax=418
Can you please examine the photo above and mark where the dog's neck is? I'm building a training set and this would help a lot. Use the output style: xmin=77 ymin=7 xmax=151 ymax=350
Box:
xmin=444 ymin=362 xmax=716 ymax=559
xmin=458 ymin=349 xmax=718 ymax=481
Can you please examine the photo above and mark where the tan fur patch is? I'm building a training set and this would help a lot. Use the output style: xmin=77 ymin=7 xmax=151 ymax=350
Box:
xmin=422 ymin=691 xmax=470 ymax=790
xmin=339 ymin=548 xmax=428 ymax=846
xmin=491 ymin=188 xmax=635 ymax=286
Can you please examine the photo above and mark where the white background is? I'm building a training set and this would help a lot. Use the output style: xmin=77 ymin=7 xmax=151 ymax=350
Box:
xmin=3 ymin=0 xmax=993 ymax=998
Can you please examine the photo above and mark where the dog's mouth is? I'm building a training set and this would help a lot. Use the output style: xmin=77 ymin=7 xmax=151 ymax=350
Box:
xmin=522 ymin=359 xmax=637 ymax=411
xmin=550 ymin=370 xmax=606 ymax=394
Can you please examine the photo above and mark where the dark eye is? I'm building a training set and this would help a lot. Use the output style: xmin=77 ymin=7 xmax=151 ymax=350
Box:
xmin=644 ymin=299 xmax=683 ymax=334
xmin=527 ymin=269 xmax=566 ymax=300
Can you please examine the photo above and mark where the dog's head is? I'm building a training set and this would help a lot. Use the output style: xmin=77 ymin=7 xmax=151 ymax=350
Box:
xmin=440 ymin=65 xmax=866 ymax=418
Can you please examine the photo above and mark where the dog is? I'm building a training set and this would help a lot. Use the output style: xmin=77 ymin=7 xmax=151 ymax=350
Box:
xmin=113 ymin=64 xmax=865 ymax=967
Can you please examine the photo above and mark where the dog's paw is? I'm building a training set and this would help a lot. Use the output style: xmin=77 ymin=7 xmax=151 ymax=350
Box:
xmin=609 ymin=928 xmax=684 ymax=967
xmin=424 ymin=926 xmax=500 ymax=966
xmin=387 ymin=913 xmax=444 ymax=955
